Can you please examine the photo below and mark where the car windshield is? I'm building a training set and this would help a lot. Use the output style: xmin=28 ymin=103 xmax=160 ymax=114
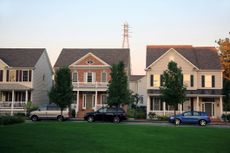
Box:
xmin=98 ymin=108 xmax=107 ymax=113
xmin=183 ymin=112 xmax=192 ymax=116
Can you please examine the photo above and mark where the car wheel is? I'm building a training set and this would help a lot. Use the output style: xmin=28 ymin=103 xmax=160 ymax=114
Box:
xmin=113 ymin=116 xmax=120 ymax=123
xmin=87 ymin=116 xmax=94 ymax=122
xmin=199 ymin=119 xmax=207 ymax=126
xmin=175 ymin=119 xmax=181 ymax=125
xmin=31 ymin=115 xmax=38 ymax=121
xmin=57 ymin=115 xmax=64 ymax=121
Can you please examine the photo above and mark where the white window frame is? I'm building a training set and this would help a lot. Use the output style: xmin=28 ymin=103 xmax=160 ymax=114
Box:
xmin=101 ymin=72 xmax=107 ymax=82
xmin=72 ymin=72 xmax=78 ymax=82
xmin=101 ymin=94 xmax=107 ymax=104
xmin=22 ymin=70 xmax=29 ymax=82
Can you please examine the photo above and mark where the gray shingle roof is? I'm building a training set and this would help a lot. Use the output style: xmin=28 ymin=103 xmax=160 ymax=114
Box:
xmin=146 ymin=45 xmax=222 ymax=70
xmin=54 ymin=48 xmax=130 ymax=68
xmin=130 ymin=75 xmax=145 ymax=81
xmin=0 ymin=48 xmax=45 ymax=67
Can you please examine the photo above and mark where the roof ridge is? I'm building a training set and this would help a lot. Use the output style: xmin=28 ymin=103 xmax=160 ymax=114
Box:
xmin=147 ymin=45 xmax=193 ymax=48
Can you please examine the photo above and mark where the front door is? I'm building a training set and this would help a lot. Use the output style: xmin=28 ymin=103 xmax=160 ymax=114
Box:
xmin=202 ymin=103 xmax=214 ymax=117
xmin=205 ymin=103 xmax=212 ymax=116
xmin=86 ymin=94 xmax=93 ymax=109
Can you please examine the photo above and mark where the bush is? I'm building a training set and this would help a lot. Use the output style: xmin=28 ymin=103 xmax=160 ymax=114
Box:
xmin=148 ymin=112 xmax=157 ymax=119
xmin=157 ymin=115 xmax=169 ymax=121
xmin=15 ymin=113 xmax=26 ymax=117
xmin=221 ymin=114 xmax=230 ymax=122
xmin=71 ymin=109 xmax=76 ymax=118
xmin=127 ymin=108 xmax=146 ymax=119
xmin=0 ymin=115 xmax=25 ymax=125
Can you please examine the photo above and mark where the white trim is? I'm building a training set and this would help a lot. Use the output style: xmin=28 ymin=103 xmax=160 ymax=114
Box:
xmin=101 ymin=72 xmax=107 ymax=82
xmin=69 ymin=52 xmax=110 ymax=67
xmin=0 ymin=59 xmax=9 ymax=67
xmin=145 ymin=48 xmax=199 ymax=70
xmin=83 ymin=94 xmax=86 ymax=109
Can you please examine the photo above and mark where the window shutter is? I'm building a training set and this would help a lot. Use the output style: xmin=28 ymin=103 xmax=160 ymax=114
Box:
xmin=6 ymin=70 xmax=9 ymax=82
xmin=190 ymin=75 xmax=194 ymax=87
xmin=212 ymin=75 xmax=215 ymax=87
xmin=29 ymin=70 xmax=32 ymax=82
xmin=19 ymin=70 xmax=22 ymax=81
xmin=84 ymin=72 xmax=87 ymax=82
xmin=160 ymin=75 xmax=163 ymax=86
xmin=201 ymin=75 xmax=205 ymax=87
xmin=150 ymin=75 xmax=154 ymax=87
xmin=0 ymin=70 xmax=3 ymax=82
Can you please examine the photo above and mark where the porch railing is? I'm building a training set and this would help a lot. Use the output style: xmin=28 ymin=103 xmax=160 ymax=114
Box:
xmin=72 ymin=82 xmax=108 ymax=89
xmin=0 ymin=101 xmax=26 ymax=109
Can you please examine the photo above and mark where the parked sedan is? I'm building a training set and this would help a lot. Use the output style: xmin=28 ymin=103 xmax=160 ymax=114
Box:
xmin=169 ymin=111 xmax=211 ymax=126
xmin=84 ymin=107 xmax=127 ymax=123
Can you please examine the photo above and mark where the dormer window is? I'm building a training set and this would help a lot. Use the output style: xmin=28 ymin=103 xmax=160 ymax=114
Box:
xmin=86 ymin=60 xmax=94 ymax=65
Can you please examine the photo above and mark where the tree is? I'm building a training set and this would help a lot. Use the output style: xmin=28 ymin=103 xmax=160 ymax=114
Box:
xmin=107 ymin=61 xmax=131 ymax=107
xmin=223 ymin=79 xmax=230 ymax=111
xmin=49 ymin=67 xmax=73 ymax=115
xmin=217 ymin=33 xmax=230 ymax=80
xmin=160 ymin=61 xmax=187 ymax=116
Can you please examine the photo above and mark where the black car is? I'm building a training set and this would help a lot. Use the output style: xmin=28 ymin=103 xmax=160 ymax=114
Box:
xmin=84 ymin=107 xmax=127 ymax=123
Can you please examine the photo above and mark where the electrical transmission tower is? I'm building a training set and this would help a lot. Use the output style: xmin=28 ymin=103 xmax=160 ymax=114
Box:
xmin=122 ymin=22 xmax=130 ymax=48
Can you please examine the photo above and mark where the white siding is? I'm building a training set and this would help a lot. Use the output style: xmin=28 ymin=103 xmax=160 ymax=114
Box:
xmin=32 ymin=51 xmax=53 ymax=106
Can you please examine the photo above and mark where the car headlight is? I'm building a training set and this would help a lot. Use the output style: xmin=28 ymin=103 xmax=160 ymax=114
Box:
xmin=170 ymin=116 xmax=175 ymax=120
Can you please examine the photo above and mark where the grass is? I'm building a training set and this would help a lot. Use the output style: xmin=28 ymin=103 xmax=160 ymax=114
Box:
xmin=0 ymin=122 xmax=229 ymax=153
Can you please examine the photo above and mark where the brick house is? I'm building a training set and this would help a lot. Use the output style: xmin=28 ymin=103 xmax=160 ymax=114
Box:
xmin=146 ymin=45 xmax=223 ymax=119
xmin=54 ymin=48 xmax=130 ymax=118
xmin=0 ymin=48 xmax=53 ymax=115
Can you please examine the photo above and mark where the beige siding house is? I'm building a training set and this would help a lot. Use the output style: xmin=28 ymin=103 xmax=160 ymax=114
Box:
xmin=146 ymin=45 xmax=223 ymax=119
xmin=0 ymin=48 xmax=53 ymax=115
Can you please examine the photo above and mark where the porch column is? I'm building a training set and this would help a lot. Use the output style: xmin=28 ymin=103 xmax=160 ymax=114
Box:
xmin=179 ymin=104 xmax=182 ymax=113
xmin=25 ymin=90 xmax=28 ymax=103
xmin=220 ymin=97 xmax=223 ymax=117
xmin=163 ymin=102 xmax=166 ymax=116
xmin=11 ymin=90 xmax=15 ymax=116
xmin=94 ymin=91 xmax=98 ymax=111
xmin=147 ymin=96 xmax=150 ymax=118
xmin=196 ymin=96 xmax=199 ymax=111
xmin=76 ymin=91 xmax=79 ymax=113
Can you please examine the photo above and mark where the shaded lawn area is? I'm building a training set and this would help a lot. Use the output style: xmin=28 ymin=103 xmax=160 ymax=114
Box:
xmin=0 ymin=122 xmax=229 ymax=153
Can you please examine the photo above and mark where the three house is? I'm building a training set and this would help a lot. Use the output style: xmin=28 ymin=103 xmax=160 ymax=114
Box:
xmin=0 ymin=46 xmax=224 ymax=119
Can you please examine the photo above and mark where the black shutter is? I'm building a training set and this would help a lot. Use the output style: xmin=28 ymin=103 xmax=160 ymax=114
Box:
xmin=212 ymin=75 xmax=215 ymax=87
xmin=16 ymin=70 xmax=19 ymax=82
xmin=0 ymin=70 xmax=3 ymax=82
xmin=19 ymin=70 xmax=22 ymax=81
xmin=160 ymin=75 xmax=163 ymax=86
xmin=29 ymin=70 xmax=32 ymax=82
xmin=201 ymin=75 xmax=205 ymax=87
xmin=150 ymin=75 xmax=154 ymax=87
xmin=6 ymin=70 xmax=9 ymax=82
xmin=190 ymin=75 xmax=194 ymax=87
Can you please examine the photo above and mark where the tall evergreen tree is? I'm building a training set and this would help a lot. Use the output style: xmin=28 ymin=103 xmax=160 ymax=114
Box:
xmin=107 ymin=61 xmax=130 ymax=107
xmin=49 ymin=67 xmax=73 ymax=115
xmin=160 ymin=61 xmax=187 ymax=116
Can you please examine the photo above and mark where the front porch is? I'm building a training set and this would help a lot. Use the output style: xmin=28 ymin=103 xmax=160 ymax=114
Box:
xmin=73 ymin=90 xmax=107 ymax=118
xmin=147 ymin=96 xmax=223 ymax=119
xmin=0 ymin=84 xmax=32 ymax=115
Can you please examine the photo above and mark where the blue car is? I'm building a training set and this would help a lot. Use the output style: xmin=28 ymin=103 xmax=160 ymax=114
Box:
xmin=169 ymin=111 xmax=211 ymax=126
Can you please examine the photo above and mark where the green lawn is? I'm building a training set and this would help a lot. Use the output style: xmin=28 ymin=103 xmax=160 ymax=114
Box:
xmin=0 ymin=122 xmax=229 ymax=153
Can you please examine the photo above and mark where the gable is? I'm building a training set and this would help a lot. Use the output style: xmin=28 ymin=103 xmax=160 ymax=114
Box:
xmin=148 ymin=48 xmax=198 ymax=72
xmin=0 ymin=59 xmax=9 ymax=69
xmin=70 ymin=52 xmax=110 ymax=67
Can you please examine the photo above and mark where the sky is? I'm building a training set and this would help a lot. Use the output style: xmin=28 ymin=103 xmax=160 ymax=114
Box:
xmin=0 ymin=0 xmax=230 ymax=74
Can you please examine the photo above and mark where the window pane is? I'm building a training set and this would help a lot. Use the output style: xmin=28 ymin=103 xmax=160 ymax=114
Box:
xmin=183 ymin=74 xmax=190 ymax=86
xmin=153 ymin=98 xmax=161 ymax=110
xmin=154 ymin=75 xmax=160 ymax=87
xmin=150 ymin=75 xmax=153 ymax=87
xmin=73 ymin=72 xmax=78 ymax=82
xmin=205 ymin=75 xmax=211 ymax=87
xmin=101 ymin=95 xmax=107 ymax=104
xmin=87 ymin=73 xmax=92 ymax=82
xmin=212 ymin=75 xmax=215 ymax=87
xmin=101 ymin=72 xmax=107 ymax=82
xmin=23 ymin=71 xmax=28 ymax=81
xmin=190 ymin=75 xmax=194 ymax=87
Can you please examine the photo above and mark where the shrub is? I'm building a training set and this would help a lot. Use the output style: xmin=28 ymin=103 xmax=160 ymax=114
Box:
xmin=127 ymin=108 xmax=146 ymax=119
xmin=15 ymin=113 xmax=26 ymax=117
xmin=157 ymin=115 xmax=169 ymax=121
xmin=0 ymin=115 xmax=25 ymax=125
xmin=148 ymin=112 xmax=157 ymax=119
xmin=71 ymin=109 xmax=76 ymax=118
xmin=221 ymin=114 xmax=230 ymax=122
